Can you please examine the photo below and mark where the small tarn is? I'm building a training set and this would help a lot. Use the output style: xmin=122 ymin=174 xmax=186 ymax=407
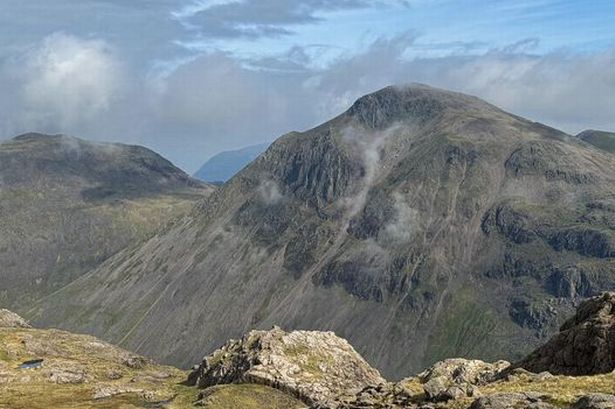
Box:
xmin=19 ymin=359 xmax=44 ymax=369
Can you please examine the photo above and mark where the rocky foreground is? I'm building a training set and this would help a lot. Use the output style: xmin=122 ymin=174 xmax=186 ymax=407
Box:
xmin=1 ymin=293 xmax=615 ymax=408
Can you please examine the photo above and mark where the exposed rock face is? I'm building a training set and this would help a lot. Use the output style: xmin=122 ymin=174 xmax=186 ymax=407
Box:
xmin=418 ymin=359 xmax=510 ymax=402
xmin=187 ymin=327 xmax=385 ymax=405
xmin=0 ymin=309 xmax=31 ymax=328
xmin=34 ymin=85 xmax=615 ymax=378
xmin=516 ymin=292 xmax=615 ymax=375
xmin=469 ymin=393 xmax=555 ymax=409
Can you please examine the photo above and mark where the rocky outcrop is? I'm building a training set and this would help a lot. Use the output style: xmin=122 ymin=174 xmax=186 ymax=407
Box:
xmin=418 ymin=359 xmax=510 ymax=402
xmin=572 ymin=394 xmax=615 ymax=409
xmin=312 ymin=379 xmax=420 ymax=409
xmin=515 ymin=292 xmax=615 ymax=375
xmin=187 ymin=327 xmax=385 ymax=405
xmin=0 ymin=309 xmax=31 ymax=328
xmin=469 ymin=393 xmax=555 ymax=409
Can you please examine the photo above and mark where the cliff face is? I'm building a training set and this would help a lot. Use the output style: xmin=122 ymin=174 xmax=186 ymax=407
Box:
xmin=33 ymin=85 xmax=615 ymax=378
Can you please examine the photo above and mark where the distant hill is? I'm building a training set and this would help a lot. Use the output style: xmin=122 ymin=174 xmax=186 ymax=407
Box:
xmin=0 ymin=133 xmax=214 ymax=310
xmin=577 ymin=129 xmax=615 ymax=153
xmin=194 ymin=143 xmax=269 ymax=183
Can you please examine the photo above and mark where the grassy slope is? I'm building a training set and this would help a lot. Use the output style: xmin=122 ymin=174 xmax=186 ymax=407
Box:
xmin=0 ymin=326 xmax=304 ymax=409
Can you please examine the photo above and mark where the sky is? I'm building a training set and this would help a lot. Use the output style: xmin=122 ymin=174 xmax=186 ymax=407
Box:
xmin=0 ymin=0 xmax=614 ymax=172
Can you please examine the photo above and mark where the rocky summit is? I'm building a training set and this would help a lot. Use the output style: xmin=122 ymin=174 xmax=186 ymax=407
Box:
xmin=33 ymin=84 xmax=615 ymax=378
xmin=515 ymin=292 xmax=615 ymax=375
xmin=187 ymin=326 xmax=385 ymax=405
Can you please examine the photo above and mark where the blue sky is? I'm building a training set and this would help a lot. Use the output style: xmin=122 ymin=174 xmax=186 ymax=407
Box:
xmin=0 ymin=0 xmax=614 ymax=172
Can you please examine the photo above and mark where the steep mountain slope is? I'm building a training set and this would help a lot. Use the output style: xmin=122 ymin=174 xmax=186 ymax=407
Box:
xmin=33 ymin=85 xmax=615 ymax=378
xmin=577 ymin=129 xmax=615 ymax=154
xmin=0 ymin=133 xmax=213 ymax=310
xmin=194 ymin=143 xmax=270 ymax=183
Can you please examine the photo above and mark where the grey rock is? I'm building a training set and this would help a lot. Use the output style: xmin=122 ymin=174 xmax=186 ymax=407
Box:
xmin=419 ymin=359 xmax=509 ymax=402
xmin=469 ymin=393 xmax=555 ymax=409
xmin=188 ymin=327 xmax=385 ymax=405
xmin=515 ymin=292 xmax=615 ymax=375
xmin=572 ymin=394 xmax=615 ymax=409
xmin=48 ymin=369 xmax=87 ymax=384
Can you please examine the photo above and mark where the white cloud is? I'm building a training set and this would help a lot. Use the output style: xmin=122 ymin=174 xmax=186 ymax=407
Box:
xmin=258 ymin=179 xmax=283 ymax=204
xmin=18 ymin=33 xmax=122 ymax=131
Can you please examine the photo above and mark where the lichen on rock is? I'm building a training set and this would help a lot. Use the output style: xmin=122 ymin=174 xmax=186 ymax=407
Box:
xmin=187 ymin=326 xmax=385 ymax=405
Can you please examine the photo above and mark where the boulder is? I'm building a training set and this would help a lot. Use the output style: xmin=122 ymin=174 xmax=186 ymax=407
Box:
xmin=418 ymin=359 xmax=510 ymax=402
xmin=515 ymin=292 xmax=615 ymax=375
xmin=312 ymin=381 xmax=420 ymax=409
xmin=469 ymin=392 xmax=555 ymax=409
xmin=0 ymin=309 xmax=31 ymax=328
xmin=187 ymin=326 xmax=385 ymax=405
xmin=572 ymin=394 xmax=615 ymax=409
xmin=48 ymin=369 xmax=87 ymax=384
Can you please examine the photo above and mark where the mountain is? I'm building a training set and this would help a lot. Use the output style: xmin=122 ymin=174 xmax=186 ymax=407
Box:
xmin=194 ymin=143 xmax=270 ymax=183
xmin=0 ymin=133 xmax=214 ymax=311
xmin=31 ymin=85 xmax=615 ymax=379
xmin=576 ymin=129 xmax=615 ymax=154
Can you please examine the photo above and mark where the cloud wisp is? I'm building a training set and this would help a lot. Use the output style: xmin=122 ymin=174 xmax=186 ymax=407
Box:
xmin=172 ymin=0 xmax=405 ymax=39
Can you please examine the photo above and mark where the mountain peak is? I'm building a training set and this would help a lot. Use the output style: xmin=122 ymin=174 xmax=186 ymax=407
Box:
xmin=346 ymin=84 xmax=493 ymax=129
